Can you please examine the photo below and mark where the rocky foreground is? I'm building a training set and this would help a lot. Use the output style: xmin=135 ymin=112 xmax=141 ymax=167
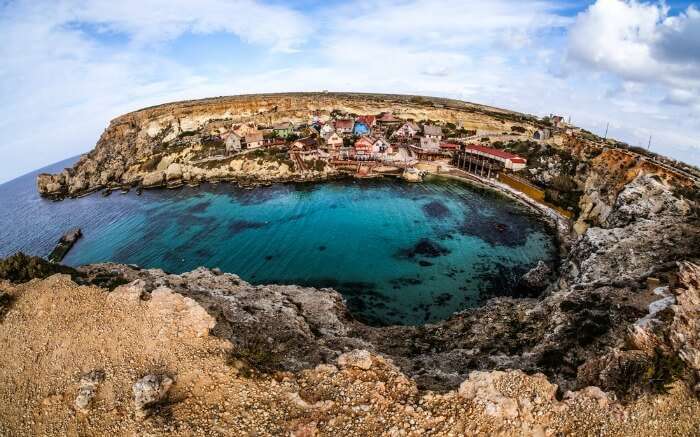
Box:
xmin=0 ymin=261 xmax=699 ymax=435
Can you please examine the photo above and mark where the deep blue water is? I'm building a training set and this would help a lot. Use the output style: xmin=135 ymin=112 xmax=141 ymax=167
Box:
xmin=0 ymin=157 xmax=556 ymax=325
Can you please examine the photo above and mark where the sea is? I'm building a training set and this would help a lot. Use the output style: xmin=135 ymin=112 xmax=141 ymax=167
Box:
xmin=0 ymin=157 xmax=557 ymax=325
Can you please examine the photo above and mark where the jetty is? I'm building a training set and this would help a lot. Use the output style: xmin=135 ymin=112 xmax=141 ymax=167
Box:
xmin=48 ymin=228 xmax=82 ymax=263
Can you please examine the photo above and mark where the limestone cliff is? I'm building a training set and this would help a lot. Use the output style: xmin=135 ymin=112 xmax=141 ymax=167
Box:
xmin=36 ymin=93 xmax=534 ymax=198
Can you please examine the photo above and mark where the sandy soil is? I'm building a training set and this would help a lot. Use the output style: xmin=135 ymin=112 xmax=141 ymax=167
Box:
xmin=0 ymin=274 xmax=698 ymax=436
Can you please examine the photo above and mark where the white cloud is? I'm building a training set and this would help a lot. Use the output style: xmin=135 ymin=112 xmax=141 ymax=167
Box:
xmin=1 ymin=0 xmax=699 ymax=184
xmin=69 ymin=0 xmax=311 ymax=52
xmin=568 ymin=0 xmax=700 ymax=91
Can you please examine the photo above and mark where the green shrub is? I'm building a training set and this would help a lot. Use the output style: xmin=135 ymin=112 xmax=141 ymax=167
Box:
xmin=0 ymin=252 xmax=80 ymax=283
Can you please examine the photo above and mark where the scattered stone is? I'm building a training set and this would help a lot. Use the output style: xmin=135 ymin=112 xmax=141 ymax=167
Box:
xmin=337 ymin=350 xmax=374 ymax=370
xmin=148 ymin=287 xmax=216 ymax=338
xmin=75 ymin=370 xmax=105 ymax=413
xmin=133 ymin=374 xmax=173 ymax=418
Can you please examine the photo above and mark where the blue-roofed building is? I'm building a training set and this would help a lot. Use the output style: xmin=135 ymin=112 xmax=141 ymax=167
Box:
xmin=353 ymin=121 xmax=370 ymax=136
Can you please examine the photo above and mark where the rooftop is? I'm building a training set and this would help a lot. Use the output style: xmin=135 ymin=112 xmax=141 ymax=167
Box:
xmin=465 ymin=144 xmax=526 ymax=162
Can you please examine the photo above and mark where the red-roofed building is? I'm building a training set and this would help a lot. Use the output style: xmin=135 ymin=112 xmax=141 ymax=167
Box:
xmin=354 ymin=137 xmax=375 ymax=158
xmin=463 ymin=144 xmax=527 ymax=171
xmin=356 ymin=115 xmax=377 ymax=127
xmin=376 ymin=112 xmax=401 ymax=124
xmin=440 ymin=142 xmax=459 ymax=151
xmin=334 ymin=119 xmax=355 ymax=134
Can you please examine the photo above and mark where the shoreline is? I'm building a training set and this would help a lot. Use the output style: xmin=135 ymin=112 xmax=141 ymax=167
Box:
xmin=427 ymin=169 xmax=574 ymax=250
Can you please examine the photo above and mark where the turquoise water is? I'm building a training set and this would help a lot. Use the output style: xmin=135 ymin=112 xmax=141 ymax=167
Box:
xmin=0 ymin=159 xmax=556 ymax=325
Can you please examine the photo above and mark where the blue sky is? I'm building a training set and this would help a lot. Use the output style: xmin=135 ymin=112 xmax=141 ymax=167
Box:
xmin=1 ymin=0 xmax=699 ymax=183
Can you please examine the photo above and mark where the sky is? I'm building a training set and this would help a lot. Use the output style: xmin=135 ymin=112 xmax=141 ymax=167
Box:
xmin=1 ymin=0 xmax=699 ymax=183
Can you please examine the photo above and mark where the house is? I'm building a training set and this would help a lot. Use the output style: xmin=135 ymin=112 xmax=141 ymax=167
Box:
xmin=334 ymin=119 xmax=355 ymax=135
xmin=393 ymin=121 xmax=420 ymax=139
xmin=377 ymin=112 xmax=401 ymax=125
xmin=320 ymin=124 xmax=335 ymax=138
xmin=440 ymin=142 xmax=460 ymax=152
xmin=293 ymin=136 xmax=319 ymax=151
xmin=339 ymin=145 xmax=355 ymax=160
xmin=244 ymin=131 xmax=264 ymax=149
xmin=423 ymin=124 xmax=443 ymax=140
xmin=273 ymin=122 xmax=294 ymax=138
xmin=353 ymin=121 xmax=370 ymax=136
xmin=371 ymin=137 xmax=391 ymax=158
xmin=356 ymin=115 xmax=377 ymax=127
xmin=354 ymin=137 xmax=375 ymax=158
xmin=463 ymin=144 xmax=527 ymax=171
xmin=324 ymin=132 xmax=343 ymax=153
xmin=550 ymin=115 xmax=565 ymax=128
xmin=533 ymin=129 xmax=551 ymax=141
xmin=233 ymin=123 xmax=257 ymax=137
xmin=419 ymin=136 xmax=440 ymax=151
xmin=384 ymin=146 xmax=416 ymax=165
xmin=223 ymin=132 xmax=242 ymax=154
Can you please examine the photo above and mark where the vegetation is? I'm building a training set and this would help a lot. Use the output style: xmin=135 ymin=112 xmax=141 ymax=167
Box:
xmin=248 ymin=147 xmax=295 ymax=170
xmin=0 ymin=252 xmax=80 ymax=283
xmin=0 ymin=290 xmax=11 ymax=321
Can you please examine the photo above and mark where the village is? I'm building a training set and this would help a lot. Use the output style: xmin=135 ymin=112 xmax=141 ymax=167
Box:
xmin=203 ymin=109 xmax=569 ymax=185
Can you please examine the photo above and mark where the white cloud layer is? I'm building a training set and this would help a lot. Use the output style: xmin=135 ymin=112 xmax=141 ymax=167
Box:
xmin=0 ymin=0 xmax=699 ymax=183
xmin=568 ymin=0 xmax=700 ymax=104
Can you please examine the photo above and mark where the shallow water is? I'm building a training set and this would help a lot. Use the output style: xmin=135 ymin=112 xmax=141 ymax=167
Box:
xmin=0 ymin=158 xmax=557 ymax=325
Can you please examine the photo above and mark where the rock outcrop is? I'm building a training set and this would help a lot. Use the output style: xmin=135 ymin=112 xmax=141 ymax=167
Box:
xmin=1 ymin=258 xmax=699 ymax=435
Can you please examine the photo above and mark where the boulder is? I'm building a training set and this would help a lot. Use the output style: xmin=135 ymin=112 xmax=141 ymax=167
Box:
xmin=141 ymin=171 xmax=165 ymax=187
xmin=133 ymin=374 xmax=173 ymax=418
xmin=74 ymin=370 xmax=105 ymax=413
xmin=148 ymin=287 xmax=216 ymax=338
xmin=518 ymin=261 xmax=552 ymax=294
xmin=337 ymin=350 xmax=374 ymax=370
xmin=109 ymin=280 xmax=147 ymax=304
xmin=165 ymin=163 xmax=183 ymax=181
